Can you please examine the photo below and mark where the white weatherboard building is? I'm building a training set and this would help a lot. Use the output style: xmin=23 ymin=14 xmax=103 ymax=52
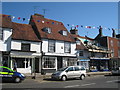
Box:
xmin=30 ymin=14 xmax=77 ymax=73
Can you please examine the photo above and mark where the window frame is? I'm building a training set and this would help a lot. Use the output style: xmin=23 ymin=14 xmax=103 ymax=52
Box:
xmin=42 ymin=56 xmax=56 ymax=69
xmin=0 ymin=28 xmax=3 ymax=40
xmin=21 ymin=43 xmax=30 ymax=51
xmin=64 ymin=42 xmax=71 ymax=53
xmin=48 ymin=40 xmax=55 ymax=52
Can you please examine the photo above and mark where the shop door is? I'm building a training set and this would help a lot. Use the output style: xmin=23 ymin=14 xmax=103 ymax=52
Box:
xmin=57 ymin=57 xmax=62 ymax=69
xmin=35 ymin=58 xmax=39 ymax=73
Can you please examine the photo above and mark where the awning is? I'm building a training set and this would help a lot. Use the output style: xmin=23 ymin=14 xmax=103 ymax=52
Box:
xmin=79 ymin=59 xmax=90 ymax=61
xmin=90 ymin=58 xmax=110 ymax=60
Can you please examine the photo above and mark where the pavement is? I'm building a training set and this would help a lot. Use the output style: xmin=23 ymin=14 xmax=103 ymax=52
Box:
xmin=24 ymin=71 xmax=112 ymax=80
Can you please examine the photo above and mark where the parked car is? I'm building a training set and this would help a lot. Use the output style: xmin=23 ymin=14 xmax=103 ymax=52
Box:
xmin=0 ymin=66 xmax=25 ymax=83
xmin=51 ymin=66 xmax=86 ymax=81
xmin=111 ymin=67 xmax=120 ymax=75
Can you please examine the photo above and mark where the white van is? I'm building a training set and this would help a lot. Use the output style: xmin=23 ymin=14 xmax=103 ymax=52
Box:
xmin=51 ymin=66 xmax=86 ymax=81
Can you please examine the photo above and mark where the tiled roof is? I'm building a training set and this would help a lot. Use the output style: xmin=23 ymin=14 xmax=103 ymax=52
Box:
xmin=30 ymin=14 xmax=75 ymax=42
xmin=0 ymin=14 xmax=12 ymax=28
xmin=12 ymin=22 xmax=41 ymax=42
xmin=71 ymin=34 xmax=94 ymax=41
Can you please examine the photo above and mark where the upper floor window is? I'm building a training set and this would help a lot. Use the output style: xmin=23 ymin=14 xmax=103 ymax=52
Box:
xmin=42 ymin=27 xmax=51 ymax=34
xmin=48 ymin=40 xmax=55 ymax=52
xmin=118 ymin=41 xmax=120 ymax=47
xmin=76 ymin=40 xmax=81 ymax=45
xmin=110 ymin=40 xmax=113 ymax=47
xmin=64 ymin=42 xmax=71 ymax=53
xmin=79 ymin=51 xmax=84 ymax=56
xmin=21 ymin=43 xmax=30 ymax=51
xmin=0 ymin=28 xmax=3 ymax=40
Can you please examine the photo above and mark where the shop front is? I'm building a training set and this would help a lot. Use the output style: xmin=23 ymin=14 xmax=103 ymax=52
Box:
xmin=10 ymin=51 xmax=41 ymax=73
xmin=89 ymin=58 xmax=110 ymax=72
xmin=77 ymin=59 xmax=90 ymax=70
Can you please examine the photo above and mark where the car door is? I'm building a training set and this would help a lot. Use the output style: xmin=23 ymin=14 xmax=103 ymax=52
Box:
xmin=2 ymin=68 xmax=13 ymax=82
xmin=74 ymin=66 xmax=81 ymax=77
xmin=80 ymin=67 xmax=86 ymax=75
xmin=66 ymin=67 xmax=75 ymax=78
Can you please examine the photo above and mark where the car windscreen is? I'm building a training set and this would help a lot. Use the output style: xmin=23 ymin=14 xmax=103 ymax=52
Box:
xmin=58 ymin=67 xmax=68 ymax=71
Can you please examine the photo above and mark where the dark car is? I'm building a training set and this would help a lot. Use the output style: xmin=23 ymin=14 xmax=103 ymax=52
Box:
xmin=0 ymin=66 xmax=25 ymax=83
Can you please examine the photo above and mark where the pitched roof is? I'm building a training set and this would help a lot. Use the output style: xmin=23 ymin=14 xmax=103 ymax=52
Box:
xmin=71 ymin=34 xmax=94 ymax=41
xmin=0 ymin=14 xmax=12 ymax=28
xmin=30 ymin=14 xmax=75 ymax=42
xmin=12 ymin=22 xmax=41 ymax=42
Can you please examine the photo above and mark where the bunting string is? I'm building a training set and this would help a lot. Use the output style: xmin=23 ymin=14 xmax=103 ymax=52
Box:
xmin=2 ymin=15 xmax=120 ymax=31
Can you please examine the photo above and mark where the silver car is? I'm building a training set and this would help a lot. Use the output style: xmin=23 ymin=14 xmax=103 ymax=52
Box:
xmin=51 ymin=66 xmax=86 ymax=81
xmin=111 ymin=67 xmax=120 ymax=75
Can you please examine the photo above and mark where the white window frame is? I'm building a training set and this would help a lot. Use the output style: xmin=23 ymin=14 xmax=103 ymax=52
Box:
xmin=64 ymin=42 xmax=71 ymax=53
xmin=48 ymin=40 xmax=55 ymax=52
xmin=42 ymin=56 xmax=57 ymax=69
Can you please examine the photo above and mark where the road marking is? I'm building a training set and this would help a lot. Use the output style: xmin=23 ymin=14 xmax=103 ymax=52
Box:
xmin=106 ymin=80 xmax=118 ymax=83
xmin=81 ymin=83 xmax=96 ymax=86
xmin=64 ymin=83 xmax=96 ymax=88
xmin=64 ymin=85 xmax=80 ymax=88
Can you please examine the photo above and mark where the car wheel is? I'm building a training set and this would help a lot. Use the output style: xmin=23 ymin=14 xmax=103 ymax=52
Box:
xmin=61 ymin=75 xmax=67 ymax=81
xmin=80 ymin=75 xmax=85 ymax=80
xmin=15 ymin=77 xmax=21 ymax=83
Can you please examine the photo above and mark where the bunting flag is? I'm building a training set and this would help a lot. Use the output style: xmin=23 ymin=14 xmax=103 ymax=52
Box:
xmin=81 ymin=25 xmax=83 ymax=28
xmin=47 ymin=22 xmax=49 ymax=24
xmin=12 ymin=16 xmax=15 ymax=19
xmin=18 ymin=17 xmax=20 ymax=20
xmin=86 ymin=26 xmax=91 ymax=28
xmin=37 ymin=20 xmax=40 ymax=22
xmin=23 ymin=18 xmax=25 ymax=21
xmin=41 ymin=21 xmax=44 ymax=23
xmin=2 ymin=15 xmax=118 ymax=31
xmin=76 ymin=25 xmax=79 ymax=28
xmin=67 ymin=24 xmax=70 ymax=26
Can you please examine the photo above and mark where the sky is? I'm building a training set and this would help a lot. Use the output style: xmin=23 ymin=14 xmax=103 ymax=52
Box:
xmin=1 ymin=2 xmax=119 ymax=38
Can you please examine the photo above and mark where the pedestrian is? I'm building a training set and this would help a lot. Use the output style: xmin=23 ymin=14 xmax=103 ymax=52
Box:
xmin=13 ymin=60 xmax=17 ymax=71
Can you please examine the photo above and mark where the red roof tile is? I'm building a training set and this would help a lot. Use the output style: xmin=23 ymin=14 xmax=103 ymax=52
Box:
xmin=12 ymin=22 xmax=41 ymax=42
xmin=0 ymin=14 xmax=12 ymax=28
xmin=30 ymin=14 xmax=75 ymax=42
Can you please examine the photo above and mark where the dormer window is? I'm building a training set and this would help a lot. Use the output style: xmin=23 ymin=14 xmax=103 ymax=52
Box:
xmin=63 ymin=31 xmax=67 ymax=36
xmin=59 ymin=30 xmax=67 ymax=36
xmin=42 ymin=27 xmax=51 ymax=34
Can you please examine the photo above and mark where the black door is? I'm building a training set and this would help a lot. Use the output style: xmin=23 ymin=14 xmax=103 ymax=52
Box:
xmin=35 ymin=58 xmax=39 ymax=73
xmin=57 ymin=57 xmax=62 ymax=69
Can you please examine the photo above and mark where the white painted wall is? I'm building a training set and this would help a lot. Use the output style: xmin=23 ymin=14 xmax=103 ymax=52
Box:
xmin=11 ymin=40 xmax=21 ymax=50
xmin=42 ymin=39 xmax=48 ymax=53
xmin=31 ymin=42 xmax=41 ymax=53
xmin=42 ymin=39 xmax=77 ymax=56
xmin=11 ymin=40 xmax=41 ymax=53
xmin=0 ymin=28 xmax=12 ymax=51
xmin=56 ymin=40 xmax=64 ymax=53
xmin=71 ymin=43 xmax=76 ymax=54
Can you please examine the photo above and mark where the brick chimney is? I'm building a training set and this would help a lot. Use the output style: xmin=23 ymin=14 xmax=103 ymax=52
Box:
xmin=112 ymin=28 xmax=116 ymax=38
xmin=99 ymin=26 xmax=103 ymax=37
xmin=70 ymin=27 xmax=78 ymax=35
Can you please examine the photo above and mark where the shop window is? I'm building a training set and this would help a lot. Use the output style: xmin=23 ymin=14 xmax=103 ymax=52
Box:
xmin=67 ymin=58 xmax=77 ymax=66
xmin=64 ymin=42 xmax=71 ymax=53
xmin=21 ymin=43 xmax=30 ymax=51
xmin=42 ymin=57 xmax=56 ymax=69
xmin=0 ymin=28 xmax=3 ymax=40
xmin=48 ymin=40 xmax=55 ymax=52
